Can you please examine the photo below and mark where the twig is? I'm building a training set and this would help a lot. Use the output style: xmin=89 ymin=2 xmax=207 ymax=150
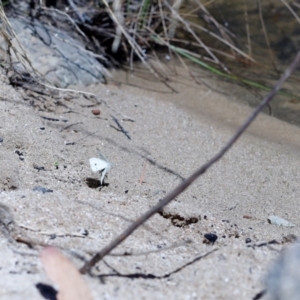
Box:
xmin=111 ymin=115 xmax=131 ymax=140
xmin=39 ymin=5 xmax=88 ymax=40
xmin=79 ymin=51 xmax=300 ymax=274
xmin=19 ymin=224 xmax=90 ymax=239
xmin=104 ymin=239 xmax=192 ymax=257
xmin=65 ymin=130 xmax=101 ymax=145
xmin=60 ymin=122 xmax=83 ymax=132
xmin=67 ymin=0 xmax=86 ymax=24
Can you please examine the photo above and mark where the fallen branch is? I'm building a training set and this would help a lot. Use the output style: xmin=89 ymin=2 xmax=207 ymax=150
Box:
xmin=80 ymin=51 xmax=300 ymax=274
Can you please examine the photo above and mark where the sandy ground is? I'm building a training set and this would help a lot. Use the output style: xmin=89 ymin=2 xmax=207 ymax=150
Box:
xmin=0 ymin=64 xmax=300 ymax=300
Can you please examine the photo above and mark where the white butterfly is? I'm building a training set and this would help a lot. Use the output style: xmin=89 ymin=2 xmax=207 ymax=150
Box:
xmin=89 ymin=153 xmax=111 ymax=185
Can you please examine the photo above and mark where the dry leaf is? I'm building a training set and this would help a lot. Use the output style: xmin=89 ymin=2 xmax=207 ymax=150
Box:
xmin=40 ymin=247 xmax=93 ymax=300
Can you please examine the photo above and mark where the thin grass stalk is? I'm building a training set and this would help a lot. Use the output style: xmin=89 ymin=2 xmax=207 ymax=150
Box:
xmin=164 ymin=0 xmax=230 ymax=73
xmin=257 ymin=0 xmax=277 ymax=72
xmin=152 ymin=35 xmax=295 ymax=97
xmin=243 ymin=0 xmax=252 ymax=56
xmin=101 ymin=0 xmax=177 ymax=92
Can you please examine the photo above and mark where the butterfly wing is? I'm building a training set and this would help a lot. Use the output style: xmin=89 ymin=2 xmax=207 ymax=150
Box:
xmin=90 ymin=154 xmax=111 ymax=185
xmin=98 ymin=153 xmax=111 ymax=172
xmin=99 ymin=153 xmax=108 ymax=162
xmin=89 ymin=158 xmax=108 ymax=173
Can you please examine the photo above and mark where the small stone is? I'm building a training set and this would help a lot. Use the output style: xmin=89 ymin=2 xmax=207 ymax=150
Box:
xmin=0 ymin=137 xmax=3 ymax=143
xmin=33 ymin=186 xmax=53 ymax=193
xmin=245 ymin=238 xmax=251 ymax=243
xmin=78 ymin=228 xmax=89 ymax=236
xmin=203 ymin=233 xmax=218 ymax=245
xmin=15 ymin=150 xmax=24 ymax=161
xmin=91 ymin=109 xmax=101 ymax=115
xmin=268 ymin=215 xmax=295 ymax=227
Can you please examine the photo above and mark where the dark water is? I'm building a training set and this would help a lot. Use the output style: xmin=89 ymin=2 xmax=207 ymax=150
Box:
xmin=177 ymin=0 xmax=300 ymax=126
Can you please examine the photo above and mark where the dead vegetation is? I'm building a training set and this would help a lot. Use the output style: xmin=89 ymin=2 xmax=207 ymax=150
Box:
xmin=1 ymin=0 xmax=299 ymax=95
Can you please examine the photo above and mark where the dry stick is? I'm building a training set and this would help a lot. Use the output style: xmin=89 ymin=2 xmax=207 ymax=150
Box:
xmin=129 ymin=0 xmax=144 ymax=71
xmin=80 ymin=51 xmax=300 ymax=274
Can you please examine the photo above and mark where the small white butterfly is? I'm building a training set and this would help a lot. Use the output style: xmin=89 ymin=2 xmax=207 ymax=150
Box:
xmin=89 ymin=153 xmax=111 ymax=185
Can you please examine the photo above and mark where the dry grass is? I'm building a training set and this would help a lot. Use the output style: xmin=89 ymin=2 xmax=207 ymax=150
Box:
xmin=1 ymin=0 xmax=300 ymax=96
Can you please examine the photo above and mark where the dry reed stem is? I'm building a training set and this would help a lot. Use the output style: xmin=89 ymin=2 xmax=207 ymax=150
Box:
xmin=112 ymin=0 xmax=124 ymax=53
xmin=281 ymin=0 xmax=300 ymax=25
xmin=101 ymin=0 xmax=177 ymax=92
xmin=243 ymin=0 xmax=252 ymax=56
xmin=184 ymin=17 xmax=256 ymax=64
xmin=0 ymin=3 xmax=41 ymax=77
xmin=257 ymin=0 xmax=277 ymax=72
xmin=170 ymin=37 xmax=237 ymax=60
xmin=157 ymin=0 xmax=176 ymax=73
xmin=129 ymin=0 xmax=143 ymax=70
xmin=164 ymin=0 xmax=230 ymax=73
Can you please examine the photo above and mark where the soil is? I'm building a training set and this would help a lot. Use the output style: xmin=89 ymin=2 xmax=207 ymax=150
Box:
xmin=1 ymin=59 xmax=300 ymax=300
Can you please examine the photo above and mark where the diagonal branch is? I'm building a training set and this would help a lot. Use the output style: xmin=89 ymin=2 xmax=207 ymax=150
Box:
xmin=80 ymin=51 xmax=300 ymax=274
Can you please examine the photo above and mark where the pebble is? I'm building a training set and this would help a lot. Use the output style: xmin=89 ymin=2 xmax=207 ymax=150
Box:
xmin=33 ymin=186 xmax=53 ymax=193
xmin=203 ymin=233 xmax=218 ymax=245
xmin=0 ymin=137 xmax=3 ymax=143
xmin=92 ymin=109 xmax=101 ymax=115
xmin=268 ymin=215 xmax=295 ymax=227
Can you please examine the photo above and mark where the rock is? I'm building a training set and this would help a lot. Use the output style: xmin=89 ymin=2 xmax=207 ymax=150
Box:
xmin=268 ymin=215 xmax=295 ymax=227
xmin=203 ymin=233 xmax=218 ymax=245
xmin=0 ymin=18 xmax=106 ymax=87
xmin=91 ymin=109 xmax=101 ymax=115
xmin=266 ymin=241 xmax=300 ymax=300
xmin=33 ymin=186 xmax=53 ymax=193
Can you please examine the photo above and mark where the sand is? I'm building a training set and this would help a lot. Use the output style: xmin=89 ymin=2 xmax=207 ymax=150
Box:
xmin=0 ymin=64 xmax=300 ymax=300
